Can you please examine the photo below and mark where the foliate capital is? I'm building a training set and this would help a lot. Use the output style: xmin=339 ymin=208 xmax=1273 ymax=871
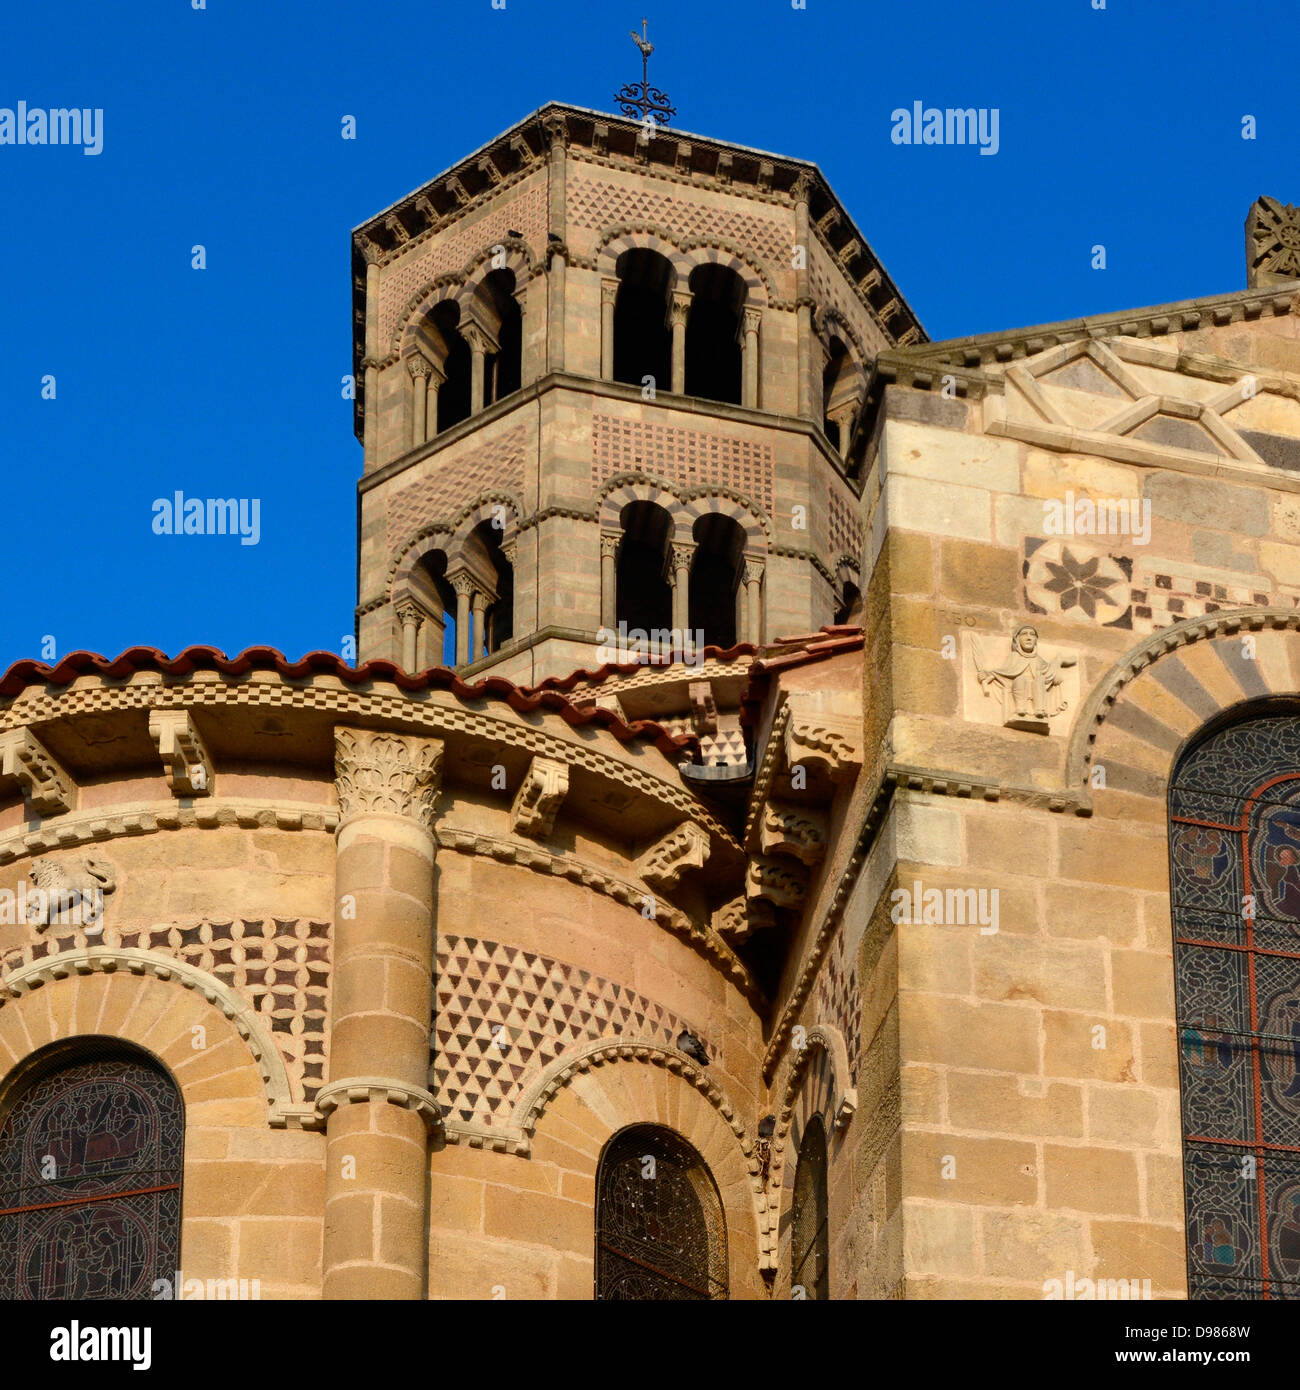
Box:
xmin=601 ymin=277 xmax=620 ymax=307
xmin=334 ymin=728 xmax=444 ymax=832
xmin=742 ymin=305 xmax=763 ymax=335
xmin=669 ymin=290 xmax=692 ymax=327
xmin=406 ymin=354 xmax=433 ymax=379
xmin=671 ymin=542 xmax=695 ymax=572
xmin=600 ymin=533 xmax=620 ymax=560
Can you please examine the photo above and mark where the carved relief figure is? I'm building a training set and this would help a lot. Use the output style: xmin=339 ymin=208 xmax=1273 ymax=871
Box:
xmin=975 ymin=625 xmax=1076 ymax=731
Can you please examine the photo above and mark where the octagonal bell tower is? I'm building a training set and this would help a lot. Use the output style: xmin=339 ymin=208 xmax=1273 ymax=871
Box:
xmin=352 ymin=102 xmax=924 ymax=688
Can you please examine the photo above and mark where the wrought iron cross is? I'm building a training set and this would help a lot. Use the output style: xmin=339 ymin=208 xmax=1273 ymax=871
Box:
xmin=614 ymin=19 xmax=676 ymax=127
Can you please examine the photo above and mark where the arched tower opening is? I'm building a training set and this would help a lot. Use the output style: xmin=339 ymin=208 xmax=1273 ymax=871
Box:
xmin=477 ymin=269 xmax=522 ymax=407
xmin=616 ymin=500 xmax=673 ymax=637
xmin=613 ymin=249 xmax=673 ymax=392
xmin=685 ymin=264 xmax=744 ymax=405
xmin=689 ymin=513 xmax=746 ymax=649
xmin=428 ymin=300 xmax=472 ymax=434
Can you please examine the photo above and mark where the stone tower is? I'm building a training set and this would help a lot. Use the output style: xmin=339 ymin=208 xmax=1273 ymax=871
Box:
xmin=352 ymin=102 xmax=924 ymax=690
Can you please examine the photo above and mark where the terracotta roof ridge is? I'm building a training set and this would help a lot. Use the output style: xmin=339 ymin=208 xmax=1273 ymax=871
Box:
xmin=0 ymin=645 xmax=699 ymax=760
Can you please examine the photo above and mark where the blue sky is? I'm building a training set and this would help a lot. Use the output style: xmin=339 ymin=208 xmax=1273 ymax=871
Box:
xmin=0 ymin=0 xmax=1286 ymax=670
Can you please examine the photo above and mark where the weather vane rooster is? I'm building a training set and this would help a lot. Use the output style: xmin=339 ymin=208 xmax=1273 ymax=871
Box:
xmin=614 ymin=19 xmax=676 ymax=127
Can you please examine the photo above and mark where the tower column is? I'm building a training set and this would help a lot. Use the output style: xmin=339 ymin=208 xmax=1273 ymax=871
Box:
xmin=407 ymin=356 xmax=432 ymax=449
xmin=451 ymin=573 xmax=474 ymax=666
xmin=742 ymin=306 xmax=762 ymax=409
xmin=425 ymin=364 xmax=445 ymax=440
xmin=600 ymin=533 xmax=619 ymax=631
xmin=671 ymin=542 xmax=693 ymax=635
xmin=670 ymin=290 xmax=691 ymax=395
xmin=744 ymin=557 xmax=764 ymax=646
xmin=396 ymin=601 xmax=422 ymax=673
xmin=832 ymin=404 xmax=856 ymax=459
xmin=463 ymin=323 xmax=496 ymax=416
xmin=470 ymin=588 xmax=489 ymax=662
xmin=321 ymin=728 xmax=443 ymax=1300
xmin=601 ymin=278 xmax=618 ymax=380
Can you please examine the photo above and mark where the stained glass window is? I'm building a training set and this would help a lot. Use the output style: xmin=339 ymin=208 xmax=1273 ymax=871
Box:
xmin=0 ymin=1048 xmax=183 ymax=1300
xmin=595 ymin=1125 xmax=727 ymax=1300
xmin=791 ymin=1116 xmax=829 ymax=1299
xmin=1171 ymin=713 xmax=1300 ymax=1299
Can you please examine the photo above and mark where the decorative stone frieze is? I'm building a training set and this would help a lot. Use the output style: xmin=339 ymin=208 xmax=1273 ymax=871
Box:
xmin=637 ymin=821 xmax=710 ymax=891
xmin=510 ymin=755 xmax=569 ymax=839
xmin=148 ymin=709 xmax=214 ymax=797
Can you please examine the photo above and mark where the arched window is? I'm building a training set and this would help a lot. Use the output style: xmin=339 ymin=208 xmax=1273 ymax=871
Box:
xmin=463 ymin=519 xmax=514 ymax=658
xmin=616 ymin=501 xmax=673 ymax=639
xmin=685 ymin=264 xmax=744 ymax=405
xmin=429 ymin=301 xmax=471 ymax=434
xmin=613 ymin=249 xmax=673 ymax=392
xmin=822 ymin=335 xmax=863 ymax=456
xmin=0 ymin=1043 xmax=183 ymax=1300
xmin=1171 ymin=710 xmax=1300 ymax=1299
xmin=478 ymin=270 xmax=521 ymax=406
xmin=595 ymin=1124 xmax=727 ymax=1300
xmin=689 ymin=514 xmax=745 ymax=649
xmin=409 ymin=549 xmax=457 ymax=667
xmin=790 ymin=1116 xmax=829 ymax=1299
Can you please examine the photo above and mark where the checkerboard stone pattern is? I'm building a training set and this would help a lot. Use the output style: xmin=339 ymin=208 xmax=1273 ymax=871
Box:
xmin=0 ymin=917 xmax=332 ymax=1103
xmin=432 ymin=935 xmax=695 ymax=1126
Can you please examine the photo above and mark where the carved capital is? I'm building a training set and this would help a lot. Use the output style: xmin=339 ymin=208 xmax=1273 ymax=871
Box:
xmin=406 ymin=354 xmax=433 ymax=379
xmin=395 ymin=600 xmax=423 ymax=628
xmin=790 ymin=170 xmax=814 ymax=205
xmin=500 ymin=540 xmax=519 ymax=568
xmin=743 ymin=556 xmax=765 ymax=585
xmin=637 ymin=822 xmax=710 ymax=892
xmin=670 ymin=542 xmax=695 ymax=573
xmin=540 ymin=111 xmax=569 ymax=149
xmin=334 ymin=728 xmax=444 ymax=833
xmin=450 ymin=571 xmax=477 ymax=598
xmin=760 ymin=801 xmax=827 ymax=866
xmin=601 ymin=277 xmax=620 ymax=307
xmin=747 ymin=855 xmax=808 ymax=910
xmin=600 ymin=532 xmax=620 ymax=560
xmin=0 ymin=727 xmax=75 ymax=816
xmin=669 ymin=289 xmax=692 ymax=327
xmin=784 ymin=705 xmax=861 ymax=783
xmin=461 ymin=320 xmax=498 ymax=355
xmin=510 ymin=755 xmax=569 ymax=839
xmin=357 ymin=237 xmax=384 ymax=266
xmin=148 ymin=709 xmax=214 ymax=798
xmin=742 ymin=305 xmax=762 ymax=336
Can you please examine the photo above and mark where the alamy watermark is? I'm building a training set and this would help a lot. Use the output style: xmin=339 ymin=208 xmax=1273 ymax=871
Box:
xmin=0 ymin=103 xmax=103 ymax=155
xmin=595 ymin=623 xmax=706 ymax=668
xmin=1043 ymin=1270 xmax=1152 ymax=1300
xmin=152 ymin=492 xmax=260 ymax=546
xmin=890 ymin=880 xmax=999 ymax=934
xmin=891 ymin=102 xmax=999 ymax=156
xmin=1043 ymin=491 xmax=1151 ymax=545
